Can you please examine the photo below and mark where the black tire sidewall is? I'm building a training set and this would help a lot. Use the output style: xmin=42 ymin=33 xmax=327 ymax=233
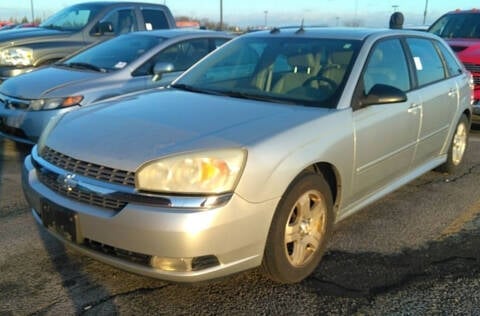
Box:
xmin=437 ymin=114 xmax=469 ymax=173
xmin=262 ymin=172 xmax=334 ymax=283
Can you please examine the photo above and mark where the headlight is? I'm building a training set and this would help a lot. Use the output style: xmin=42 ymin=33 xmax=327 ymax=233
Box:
xmin=136 ymin=149 xmax=247 ymax=194
xmin=30 ymin=96 xmax=83 ymax=110
xmin=0 ymin=47 xmax=34 ymax=66
xmin=37 ymin=113 xmax=65 ymax=154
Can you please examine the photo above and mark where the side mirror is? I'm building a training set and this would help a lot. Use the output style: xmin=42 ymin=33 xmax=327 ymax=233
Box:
xmin=362 ymin=84 xmax=407 ymax=106
xmin=152 ymin=62 xmax=175 ymax=82
xmin=92 ymin=21 xmax=114 ymax=35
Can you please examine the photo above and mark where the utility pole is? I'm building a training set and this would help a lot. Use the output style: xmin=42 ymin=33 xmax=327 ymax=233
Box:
xmin=264 ymin=10 xmax=268 ymax=27
xmin=423 ymin=0 xmax=429 ymax=25
xmin=219 ymin=0 xmax=223 ymax=31
xmin=30 ymin=0 xmax=35 ymax=22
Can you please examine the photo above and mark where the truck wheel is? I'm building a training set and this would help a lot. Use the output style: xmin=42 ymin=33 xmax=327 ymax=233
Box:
xmin=262 ymin=172 xmax=333 ymax=284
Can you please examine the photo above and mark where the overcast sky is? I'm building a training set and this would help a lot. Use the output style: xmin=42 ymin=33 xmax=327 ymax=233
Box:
xmin=1 ymin=0 xmax=479 ymax=27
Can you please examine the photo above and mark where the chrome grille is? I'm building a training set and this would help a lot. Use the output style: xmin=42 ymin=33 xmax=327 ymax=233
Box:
xmin=40 ymin=146 xmax=135 ymax=187
xmin=37 ymin=171 xmax=128 ymax=211
xmin=464 ymin=63 xmax=480 ymax=74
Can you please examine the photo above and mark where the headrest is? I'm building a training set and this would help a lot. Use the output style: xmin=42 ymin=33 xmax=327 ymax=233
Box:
xmin=287 ymin=53 xmax=315 ymax=67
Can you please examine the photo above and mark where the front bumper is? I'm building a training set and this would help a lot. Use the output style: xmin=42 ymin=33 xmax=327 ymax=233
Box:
xmin=22 ymin=153 xmax=278 ymax=282
xmin=473 ymin=99 xmax=480 ymax=124
xmin=0 ymin=105 xmax=77 ymax=145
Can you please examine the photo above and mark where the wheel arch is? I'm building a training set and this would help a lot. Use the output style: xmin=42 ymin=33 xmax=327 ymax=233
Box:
xmin=303 ymin=161 xmax=341 ymax=216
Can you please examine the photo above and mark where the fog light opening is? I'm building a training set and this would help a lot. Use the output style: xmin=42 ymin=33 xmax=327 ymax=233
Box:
xmin=151 ymin=257 xmax=193 ymax=272
xmin=150 ymin=255 xmax=220 ymax=272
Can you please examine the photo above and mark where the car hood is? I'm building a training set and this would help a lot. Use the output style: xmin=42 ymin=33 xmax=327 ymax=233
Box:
xmin=44 ymin=89 xmax=333 ymax=171
xmin=444 ymin=38 xmax=480 ymax=58
xmin=0 ymin=27 xmax=70 ymax=45
xmin=0 ymin=66 xmax=103 ymax=98
xmin=444 ymin=38 xmax=480 ymax=47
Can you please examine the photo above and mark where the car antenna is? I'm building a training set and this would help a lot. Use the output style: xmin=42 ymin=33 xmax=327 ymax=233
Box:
xmin=296 ymin=19 xmax=305 ymax=34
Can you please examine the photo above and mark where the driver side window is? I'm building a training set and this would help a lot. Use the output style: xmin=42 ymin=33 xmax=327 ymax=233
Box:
xmin=99 ymin=9 xmax=137 ymax=35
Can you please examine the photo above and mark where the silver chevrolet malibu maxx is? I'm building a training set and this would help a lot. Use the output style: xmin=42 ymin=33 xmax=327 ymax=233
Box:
xmin=23 ymin=27 xmax=472 ymax=283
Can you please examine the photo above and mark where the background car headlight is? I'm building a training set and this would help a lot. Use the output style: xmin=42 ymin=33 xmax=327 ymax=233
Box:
xmin=0 ymin=47 xmax=34 ymax=66
xmin=136 ymin=149 xmax=247 ymax=194
xmin=30 ymin=96 xmax=83 ymax=110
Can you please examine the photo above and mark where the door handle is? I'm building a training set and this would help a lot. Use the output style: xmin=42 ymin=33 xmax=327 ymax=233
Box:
xmin=448 ymin=88 xmax=457 ymax=97
xmin=407 ymin=103 xmax=421 ymax=113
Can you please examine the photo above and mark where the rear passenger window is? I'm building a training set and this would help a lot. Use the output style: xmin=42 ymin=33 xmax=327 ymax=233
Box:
xmin=406 ymin=38 xmax=445 ymax=86
xmin=363 ymin=39 xmax=410 ymax=94
xmin=435 ymin=41 xmax=463 ymax=77
xmin=141 ymin=9 xmax=169 ymax=30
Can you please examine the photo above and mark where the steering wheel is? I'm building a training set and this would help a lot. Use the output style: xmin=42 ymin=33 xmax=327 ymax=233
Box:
xmin=303 ymin=75 xmax=338 ymax=91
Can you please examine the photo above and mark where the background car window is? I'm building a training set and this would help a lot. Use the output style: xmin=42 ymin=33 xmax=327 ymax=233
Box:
xmin=133 ymin=38 xmax=213 ymax=76
xmin=157 ymin=39 xmax=210 ymax=70
xmin=429 ymin=13 xmax=480 ymax=38
xmin=65 ymin=34 xmax=162 ymax=71
xmin=42 ymin=9 xmax=91 ymax=31
xmin=100 ymin=9 xmax=137 ymax=35
xmin=141 ymin=9 xmax=169 ymax=30
xmin=406 ymin=38 xmax=445 ymax=86
xmin=363 ymin=39 xmax=410 ymax=94
xmin=435 ymin=41 xmax=463 ymax=77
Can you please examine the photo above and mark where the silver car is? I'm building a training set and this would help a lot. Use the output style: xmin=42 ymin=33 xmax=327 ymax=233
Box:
xmin=23 ymin=28 xmax=472 ymax=283
xmin=0 ymin=29 xmax=232 ymax=144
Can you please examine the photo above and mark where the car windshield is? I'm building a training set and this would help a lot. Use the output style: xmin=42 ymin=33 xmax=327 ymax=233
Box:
xmin=429 ymin=12 xmax=480 ymax=39
xmin=174 ymin=35 xmax=360 ymax=107
xmin=58 ymin=34 xmax=164 ymax=72
xmin=39 ymin=3 xmax=103 ymax=31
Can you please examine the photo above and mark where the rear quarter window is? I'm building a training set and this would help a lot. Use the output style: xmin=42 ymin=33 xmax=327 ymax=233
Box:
xmin=435 ymin=41 xmax=463 ymax=77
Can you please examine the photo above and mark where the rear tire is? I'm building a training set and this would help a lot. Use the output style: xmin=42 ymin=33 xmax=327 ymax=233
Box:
xmin=261 ymin=172 xmax=334 ymax=284
xmin=436 ymin=114 xmax=469 ymax=173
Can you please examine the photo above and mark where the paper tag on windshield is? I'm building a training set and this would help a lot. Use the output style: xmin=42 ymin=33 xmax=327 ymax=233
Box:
xmin=114 ymin=61 xmax=127 ymax=69
xmin=145 ymin=23 xmax=153 ymax=30
xmin=413 ymin=57 xmax=423 ymax=71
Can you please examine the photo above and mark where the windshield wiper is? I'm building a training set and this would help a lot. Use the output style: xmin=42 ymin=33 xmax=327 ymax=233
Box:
xmin=170 ymin=83 xmax=223 ymax=95
xmin=41 ymin=24 xmax=64 ymax=31
xmin=218 ymin=90 xmax=299 ymax=105
xmin=63 ymin=62 xmax=107 ymax=73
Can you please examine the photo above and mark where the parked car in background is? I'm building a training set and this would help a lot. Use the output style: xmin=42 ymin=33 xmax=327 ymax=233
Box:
xmin=0 ymin=24 xmax=19 ymax=31
xmin=429 ymin=9 xmax=480 ymax=125
xmin=0 ymin=29 xmax=231 ymax=144
xmin=0 ymin=23 xmax=39 ymax=31
xmin=23 ymin=27 xmax=472 ymax=284
xmin=0 ymin=1 xmax=176 ymax=81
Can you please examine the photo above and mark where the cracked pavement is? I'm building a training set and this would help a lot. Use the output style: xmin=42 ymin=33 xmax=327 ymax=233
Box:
xmin=1 ymin=130 xmax=480 ymax=314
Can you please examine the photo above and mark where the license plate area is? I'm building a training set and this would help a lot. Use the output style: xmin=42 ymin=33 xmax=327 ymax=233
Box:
xmin=41 ymin=200 xmax=82 ymax=244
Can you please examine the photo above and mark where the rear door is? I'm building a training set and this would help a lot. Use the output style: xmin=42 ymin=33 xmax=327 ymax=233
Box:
xmin=405 ymin=37 xmax=460 ymax=167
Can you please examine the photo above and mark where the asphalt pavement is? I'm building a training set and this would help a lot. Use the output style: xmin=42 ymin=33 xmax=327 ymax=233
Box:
xmin=1 ymin=130 xmax=480 ymax=315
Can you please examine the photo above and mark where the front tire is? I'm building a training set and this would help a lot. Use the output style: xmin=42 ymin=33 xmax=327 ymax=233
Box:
xmin=262 ymin=172 xmax=334 ymax=284
xmin=436 ymin=114 xmax=469 ymax=173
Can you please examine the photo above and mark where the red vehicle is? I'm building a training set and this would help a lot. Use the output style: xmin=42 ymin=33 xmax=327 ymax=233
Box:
xmin=429 ymin=9 xmax=480 ymax=125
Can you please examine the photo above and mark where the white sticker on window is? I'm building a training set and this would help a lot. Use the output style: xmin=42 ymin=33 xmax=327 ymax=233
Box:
xmin=145 ymin=23 xmax=152 ymax=30
xmin=114 ymin=61 xmax=127 ymax=69
xmin=414 ymin=56 xmax=423 ymax=71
